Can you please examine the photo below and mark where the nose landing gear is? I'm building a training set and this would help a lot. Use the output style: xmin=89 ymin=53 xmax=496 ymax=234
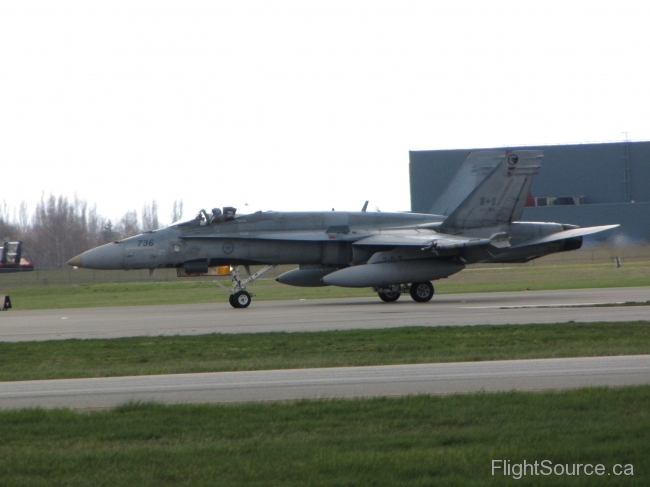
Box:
xmin=229 ymin=290 xmax=252 ymax=308
xmin=226 ymin=265 xmax=276 ymax=309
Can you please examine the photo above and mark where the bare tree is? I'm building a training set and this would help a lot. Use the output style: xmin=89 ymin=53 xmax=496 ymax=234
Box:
xmin=0 ymin=201 xmax=30 ymax=258
xmin=171 ymin=199 xmax=184 ymax=223
xmin=3 ymin=196 xmax=190 ymax=268
xmin=18 ymin=201 xmax=29 ymax=234
xmin=99 ymin=220 xmax=119 ymax=244
xmin=0 ymin=201 xmax=17 ymax=242
xmin=0 ymin=218 xmax=19 ymax=243
xmin=141 ymin=200 xmax=159 ymax=232
xmin=117 ymin=210 xmax=140 ymax=238
xmin=1 ymin=200 xmax=10 ymax=223
xmin=1 ymin=201 xmax=19 ymax=239
xmin=29 ymin=194 xmax=95 ymax=268
xmin=85 ymin=204 xmax=103 ymax=248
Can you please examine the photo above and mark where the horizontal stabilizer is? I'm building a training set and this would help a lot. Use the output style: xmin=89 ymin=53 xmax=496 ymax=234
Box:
xmin=510 ymin=224 xmax=619 ymax=249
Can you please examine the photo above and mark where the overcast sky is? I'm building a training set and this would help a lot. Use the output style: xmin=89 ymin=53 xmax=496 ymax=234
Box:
xmin=1 ymin=0 xmax=648 ymax=225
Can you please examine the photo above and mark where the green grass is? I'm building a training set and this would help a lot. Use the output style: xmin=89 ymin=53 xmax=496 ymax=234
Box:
xmin=2 ymin=260 xmax=650 ymax=310
xmin=2 ymin=247 xmax=646 ymax=485
xmin=0 ymin=387 xmax=648 ymax=486
xmin=1 ymin=322 xmax=649 ymax=382
xmin=1 ymin=279 xmax=377 ymax=310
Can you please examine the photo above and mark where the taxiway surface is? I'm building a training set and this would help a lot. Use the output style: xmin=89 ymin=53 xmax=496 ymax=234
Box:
xmin=1 ymin=355 xmax=648 ymax=409
xmin=1 ymin=287 xmax=649 ymax=342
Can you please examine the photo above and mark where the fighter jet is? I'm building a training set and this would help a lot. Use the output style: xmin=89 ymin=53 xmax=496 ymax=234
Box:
xmin=67 ymin=150 xmax=618 ymax=308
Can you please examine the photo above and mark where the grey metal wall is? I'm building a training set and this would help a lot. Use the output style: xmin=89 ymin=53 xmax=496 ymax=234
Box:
xmin=409 ymin=141 xmax=650 ymax=241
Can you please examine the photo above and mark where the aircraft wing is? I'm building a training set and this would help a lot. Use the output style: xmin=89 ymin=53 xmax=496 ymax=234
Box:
xmin=353 ymin=224 xmax=618 ymax=253
xmin=510 ymin=224 xmax=619 ymax=249
xmin=181 ymin=230 xmax=510 ymax=251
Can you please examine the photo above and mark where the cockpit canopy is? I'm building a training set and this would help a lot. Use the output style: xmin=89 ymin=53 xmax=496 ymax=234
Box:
xmin=194 ymin=207 xmax=238 ymax=225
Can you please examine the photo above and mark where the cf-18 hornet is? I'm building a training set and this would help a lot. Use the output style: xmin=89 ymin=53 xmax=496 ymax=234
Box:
xmin=67 ymin=150 xmax=617 ymax=308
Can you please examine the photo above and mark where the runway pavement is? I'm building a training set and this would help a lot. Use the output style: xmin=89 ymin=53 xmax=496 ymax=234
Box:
xmin=1 ymin=287 xmax=649 ymax=342
xmin=1 ymin=355 xmax=648 ymax=409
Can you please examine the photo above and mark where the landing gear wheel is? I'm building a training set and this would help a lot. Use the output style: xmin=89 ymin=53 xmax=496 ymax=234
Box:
xmin=228 ymin=294 xmax=236 ymax=307
xmin=230 ymin=291 xmax=252 ymax=308
xmin=378 ymin=290 xmax=401 ymax=302
xmin=409 ymin=282 xmax=434 ymax=303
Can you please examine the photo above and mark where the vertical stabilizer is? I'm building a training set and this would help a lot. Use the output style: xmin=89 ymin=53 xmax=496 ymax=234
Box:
xmin=440 ymin=150 xmax=542 ymax=231
xmin=430 ymin=150 xmax=505 ymax=215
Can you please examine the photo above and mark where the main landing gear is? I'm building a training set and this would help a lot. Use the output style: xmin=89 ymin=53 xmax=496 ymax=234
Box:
xmin=224 ymin=265 xmax=276 ymax=309
xmin=374 ymin=282 xmax=435 ymax=303
xmin=376 ymin=285 xmax=402 ymax=302
xmin=409 ymin=281 xmax=434 ymax=302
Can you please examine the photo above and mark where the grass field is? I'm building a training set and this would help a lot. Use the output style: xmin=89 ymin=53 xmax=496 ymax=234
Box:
xmin=0 ymin=387 xmax=648 ymax=486
xmin=2 ymin=259 xmax=649 ymax=310
xmin=1 ymin=322 xmax=649 ymax=382
xmin=1 ymin=246 xmax=648 ymax=485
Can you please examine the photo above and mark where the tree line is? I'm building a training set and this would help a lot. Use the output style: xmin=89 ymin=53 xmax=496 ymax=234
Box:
xmin=0 ymin=195 xmax=183 ymax=268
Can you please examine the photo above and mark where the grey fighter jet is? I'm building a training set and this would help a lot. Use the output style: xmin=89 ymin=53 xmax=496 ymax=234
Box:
xmin=67 ymin=150 xmax=618 ymax=308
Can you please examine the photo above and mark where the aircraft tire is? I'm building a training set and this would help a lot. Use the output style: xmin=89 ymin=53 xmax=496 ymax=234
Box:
xmin=228 ymin=294 xmax=237 ymax=308
xmin=232 ymin=291 xmax=251 ymax=308
xmin=409 ymin=282 xmax=434 ymax=302
xmin=378 ymin=290 xmax=401 ymax=302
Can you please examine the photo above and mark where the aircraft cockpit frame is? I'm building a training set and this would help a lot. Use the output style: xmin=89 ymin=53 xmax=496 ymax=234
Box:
xmin=193 ymin=207 xmax=239 ymax=226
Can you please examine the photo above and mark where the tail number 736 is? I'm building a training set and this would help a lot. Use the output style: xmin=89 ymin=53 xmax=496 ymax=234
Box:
xmin=138 ymin=239 xmax=154 ymax=247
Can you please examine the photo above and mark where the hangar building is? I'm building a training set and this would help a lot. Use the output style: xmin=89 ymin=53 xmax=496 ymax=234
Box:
xmin=409 ymin=141 xmax=650 ymax=241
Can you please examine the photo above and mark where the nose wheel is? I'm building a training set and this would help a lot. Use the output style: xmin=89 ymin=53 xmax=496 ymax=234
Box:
xmin=230 ymin=291 xmax=251 ymax=308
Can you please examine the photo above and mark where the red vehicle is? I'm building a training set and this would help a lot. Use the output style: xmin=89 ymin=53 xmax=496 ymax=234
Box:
xmin=0 ymin=241 xmax=34 ymax=272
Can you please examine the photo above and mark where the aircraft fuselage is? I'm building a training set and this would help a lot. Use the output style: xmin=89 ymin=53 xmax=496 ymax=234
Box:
xmin=71 ymin=210 xmax=581 ymax=272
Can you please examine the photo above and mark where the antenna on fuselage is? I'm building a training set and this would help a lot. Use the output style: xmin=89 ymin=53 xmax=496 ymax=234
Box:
xmin=361 ymin=201 xmax=369 ymax=212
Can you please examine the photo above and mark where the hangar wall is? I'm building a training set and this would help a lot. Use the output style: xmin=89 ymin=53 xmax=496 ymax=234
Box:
xmin=409 ymin=141 xmax=650 ymax=241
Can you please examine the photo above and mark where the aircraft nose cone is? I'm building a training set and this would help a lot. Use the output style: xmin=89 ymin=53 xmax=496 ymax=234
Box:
xmin=71 ymin=242 xmax=125 ymax=270
xmin=67 ymin=255 xmax=83 ymax=267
